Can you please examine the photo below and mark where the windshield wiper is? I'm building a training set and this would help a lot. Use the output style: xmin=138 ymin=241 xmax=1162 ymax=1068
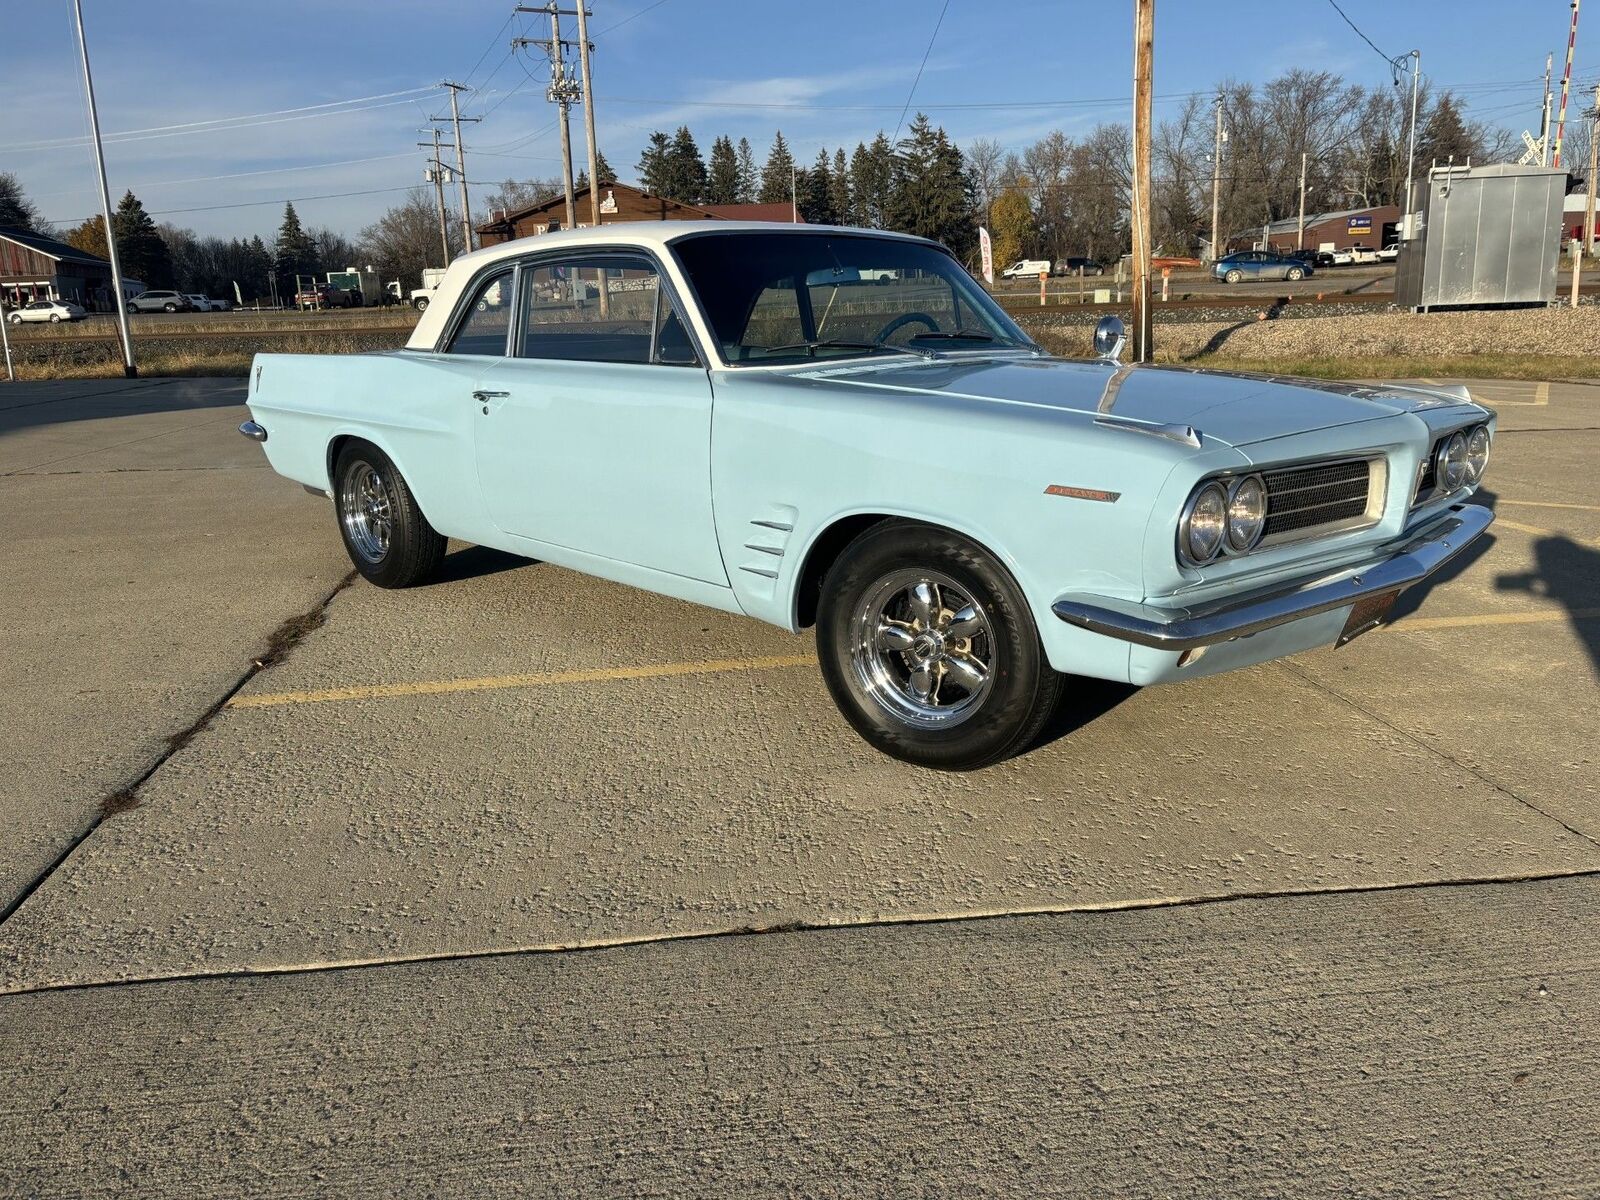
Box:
xmin=760 ymin=339 xmax=941 ymax=361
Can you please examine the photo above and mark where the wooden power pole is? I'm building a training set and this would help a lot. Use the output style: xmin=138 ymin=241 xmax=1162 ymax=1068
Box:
xmin=1130 ymin=0 xmax=1154 ymax=362
xmin=1208 ymin=94 xmax=1224 ymax=263
xmin=1587 ymin=83 xmax=1599 ymax=256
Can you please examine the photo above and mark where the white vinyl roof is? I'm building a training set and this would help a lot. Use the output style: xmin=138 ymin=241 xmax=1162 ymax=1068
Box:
xmin=406 ymin=221 xmax=934 ymax=351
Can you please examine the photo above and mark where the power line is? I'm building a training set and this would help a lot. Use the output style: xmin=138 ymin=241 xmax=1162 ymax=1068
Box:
xmin=1325 ymin=0 xmax=1394 ymax=65
xmin=460 ymin=10 xmax=518 ymax=89
xmin=593 ymin=0 xmax=673 ymax=38
xmin=47 ymin=184 xmax=425 ymax=227
xmin=0 ymin=87 xmax=436 ymax=153
xmin=892 ymin=0 xmax=950 ymax=145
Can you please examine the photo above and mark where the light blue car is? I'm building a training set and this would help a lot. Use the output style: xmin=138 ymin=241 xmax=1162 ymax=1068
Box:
xmin=242 ymin=223 xmax=1493 ymax=769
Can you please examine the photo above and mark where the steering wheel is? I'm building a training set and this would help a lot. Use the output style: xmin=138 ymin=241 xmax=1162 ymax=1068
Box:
xmin=874 ymin=311 xmax=939 ymax=344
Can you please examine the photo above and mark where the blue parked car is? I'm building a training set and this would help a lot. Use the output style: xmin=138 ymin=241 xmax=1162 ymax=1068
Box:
xmin=1213 ymin=250 xmax=1313 ymax=283
xmin=242 ymin=223 xmax=1491 ymax=769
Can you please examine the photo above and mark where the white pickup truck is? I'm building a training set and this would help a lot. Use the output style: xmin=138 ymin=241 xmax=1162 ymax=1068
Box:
xmin=408 ymin=267 xmax=448 ymax=311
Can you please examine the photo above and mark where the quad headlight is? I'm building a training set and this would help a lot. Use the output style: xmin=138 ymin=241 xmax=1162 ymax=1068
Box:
xmin=1180 ymin=481 xmax=1229 ymax=564
xmin=1226 ymin=474 xmax=1268 ymax=552
xmin=1465 ymin=423 xmax=1491 ymax=483
xmin=1436 ymin=430 xmax=1470 ymax=494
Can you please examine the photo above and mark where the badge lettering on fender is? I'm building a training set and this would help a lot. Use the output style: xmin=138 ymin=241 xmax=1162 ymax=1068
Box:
xmin=1044 ymin=484 xmax=1121 ymax=503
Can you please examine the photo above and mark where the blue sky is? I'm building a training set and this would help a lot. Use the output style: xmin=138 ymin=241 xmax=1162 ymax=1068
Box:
xmin=4 ymin=0 xmax=1595 ymax=240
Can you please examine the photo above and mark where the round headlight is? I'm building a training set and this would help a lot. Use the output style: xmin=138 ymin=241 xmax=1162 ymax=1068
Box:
xmin=1465 ymin=424 xmax=1490 ymax=483
xmin=1182 ymin=482 xmax=1228 ymax=563
xmin=1437 ymin=430 xmax=1469 ymax=493
xmin=1226 ymin=475 xmax=1268 ymax=551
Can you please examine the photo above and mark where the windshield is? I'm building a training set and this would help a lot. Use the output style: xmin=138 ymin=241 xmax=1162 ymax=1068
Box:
xmin=670 ymin=231 xmax=1035 ymax=366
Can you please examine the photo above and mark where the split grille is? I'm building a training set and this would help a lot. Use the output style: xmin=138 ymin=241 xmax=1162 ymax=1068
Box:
xmin=1261 ymin=459 xmax=1372 ymax=538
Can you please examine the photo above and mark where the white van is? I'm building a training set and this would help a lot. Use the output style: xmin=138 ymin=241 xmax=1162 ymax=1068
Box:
xmin=999 ymin=258 xmax=1052 ymax=279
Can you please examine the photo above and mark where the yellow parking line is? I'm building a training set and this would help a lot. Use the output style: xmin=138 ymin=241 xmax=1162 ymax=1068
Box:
xmin=1497 ymin=498 xmax=1600 ymax=512
xmin=1385 ymin=608 xmax=1600 ymax=632
xmin=229 ymin=654 xmax=818 ymax=709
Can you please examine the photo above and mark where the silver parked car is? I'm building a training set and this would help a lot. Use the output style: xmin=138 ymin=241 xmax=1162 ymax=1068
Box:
xmin=127 ymin=290 xmax=194 ymax=313
xmin=7 ymin=298 xmax=87 ymax=324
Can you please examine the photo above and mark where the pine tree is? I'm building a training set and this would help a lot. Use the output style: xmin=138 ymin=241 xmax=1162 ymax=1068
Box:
xmin=575 ymin=150 xmax=616 ymax=191
xmin=735 ymin=138 xmax=758 ymax=203
xmin=849 ymin=135 xmax=895 ymax=228
xmin=759 ymin=131 xmax=795 ymax=205
xmin=830 ymin=148 xmax=852 ymax=227
xmin=663 ymin=126 xmax=707 ymax=203
xmin=113 ymin=191 xmax=173 ymax=287
xmin=801 ymin=150 xmax=835 ymax=224
xmin=1419 ymin=93 xmax=1477 ymax=166
xmin=707 ymin=136 xmax=740 ymax=205
xmin=0 ymin=173 xmax=46 ymax=233
xmin=886 ymin=115 xmax=975 ymax=255
xmin=637 ymin=131 xmax=672 ymax=194
xmin=274 ymin=201 xmax=317 ymax=290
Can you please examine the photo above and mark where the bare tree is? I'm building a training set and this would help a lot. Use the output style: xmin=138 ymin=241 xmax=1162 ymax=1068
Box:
xmin=360 ymin=189 xmax=464 ymax=286
xmin=965 ymin=136 xmax=1005 ymax=219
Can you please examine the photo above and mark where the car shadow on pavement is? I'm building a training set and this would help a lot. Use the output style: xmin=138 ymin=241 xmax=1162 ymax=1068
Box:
xmin=1495 ymin=533 xmax=1600 ymax=680
xmin=427 ymin=544 xmax=535 ymax=587
xmin=1386 ymin=492 xmax=1499 ymax=625
xmin=0 ymin=378 xmax=247 ymax=442
xmin=1032 ymin=676 xmax=1138 ymax=754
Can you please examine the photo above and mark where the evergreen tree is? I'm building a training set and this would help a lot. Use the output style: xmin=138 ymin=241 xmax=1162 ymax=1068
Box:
xmin=0 ymin=173 xmax=46 ymax=233
xmin=1419 ymin=93 xmax=1477 ymax=167
xmin=663 ymin=126 xmax=707 ymax=203
xmin=113 ymin=191 xmax=173 ymax=287
xmin=830 ymin=148 xmax=852 ymax=226
xmin=274 ymin=201 xmax=317 ymax=291
xmin=637 ymin=131 xmax=672 ymax=194
xmin=575 ymin=152 xmax=616 ymax=191
xmin=706 ymin=136 xmax=740 ymax=204
xmin=849 ymin=135 xmax=896 ymax=228
xmin=759 ymin=131 xmax=796 ymax=205
xmin=800 ymin=150 xmax=836 ymax=224
xmin=735 ymin=138 xmax=758 ymax=203
xmin=886 ymin=115 xmax=976 ymax=255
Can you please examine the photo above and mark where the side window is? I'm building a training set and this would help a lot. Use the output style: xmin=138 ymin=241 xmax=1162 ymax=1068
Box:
xmin=445 ymin=269 xmax=514 ymax=356
xmin=519 ymin=254 xmax=692 ymax=366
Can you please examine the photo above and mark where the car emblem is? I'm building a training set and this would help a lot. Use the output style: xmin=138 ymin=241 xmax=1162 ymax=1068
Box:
xmin=1044 ymin=484 xmax=1120 ymax=503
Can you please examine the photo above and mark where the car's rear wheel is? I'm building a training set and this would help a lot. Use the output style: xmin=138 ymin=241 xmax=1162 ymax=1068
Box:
xmin=1286 ymin=266 xmax=1305 ymax=281
xmin=817 ymin=521 xmax=1061 ymax=770
xmin=333 ymin=442 xmax=446 ymax=588
xmin=1224 ymin=269 xmax=1243 ymax=283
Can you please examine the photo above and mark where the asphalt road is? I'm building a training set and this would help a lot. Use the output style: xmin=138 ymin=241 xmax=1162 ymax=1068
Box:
xmin=0 ymin=373 xmax=1596 ymax=1196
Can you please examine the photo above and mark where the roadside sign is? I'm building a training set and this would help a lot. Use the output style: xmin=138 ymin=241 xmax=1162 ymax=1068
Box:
xmin=1347 ymin=215 xmax=1373 ymax=236
xmin=1039 ymin=269 xmax=1048 ymax=305
xmin=979 ymin=227 xmax=993 ymax=284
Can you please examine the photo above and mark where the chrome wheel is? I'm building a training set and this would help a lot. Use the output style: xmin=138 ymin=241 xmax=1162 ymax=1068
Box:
xmin=849 ymin=569 xmax=995 ymax=728
xmin=340 ymin=461 xmax=394 ymax=563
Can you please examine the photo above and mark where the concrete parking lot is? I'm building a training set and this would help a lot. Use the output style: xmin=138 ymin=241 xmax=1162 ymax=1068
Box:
xmin=0 ymin=373 xmax=1597 ymax=1195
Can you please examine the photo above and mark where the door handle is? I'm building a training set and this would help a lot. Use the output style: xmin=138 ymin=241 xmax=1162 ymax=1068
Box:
xmin=472 ymin=390 xmax=510 ymax=401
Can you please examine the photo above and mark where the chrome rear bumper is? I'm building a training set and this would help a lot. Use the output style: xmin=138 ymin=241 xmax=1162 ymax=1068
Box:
xmin=239 ymin=420 xmax=267 ymax=442
xmin=1052 ymin=503 xmax=1493 ymax=651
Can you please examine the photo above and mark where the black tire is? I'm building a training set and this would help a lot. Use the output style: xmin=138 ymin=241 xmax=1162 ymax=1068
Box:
xmin=1286 ymin=267 xmax=1304 ymax=281
xmin=413 ymin=296 xmax=429 ymax=312
xmin=816 ymin=521 xmax=1062 ymax=770
xmin=163 ymin=303 xmax=178 ymax=312
xmin=332 ymin=442 xmax=446 ymax=588
xmin=1224 ymin=269 xmax=1243 ymax=283
xmin=49 ymin=314 xmax=61 ymax=323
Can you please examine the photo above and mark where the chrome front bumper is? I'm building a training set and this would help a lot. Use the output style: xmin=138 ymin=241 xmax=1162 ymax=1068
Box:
xmin=1052 ymin=503 xmax=1494 ymax=652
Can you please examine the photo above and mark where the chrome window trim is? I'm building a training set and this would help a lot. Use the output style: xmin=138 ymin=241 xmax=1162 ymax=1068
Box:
xmin=503 ymin=244 xmax=708 ymax=368
xmin=435 ymin=262 xmax=519 ymax=358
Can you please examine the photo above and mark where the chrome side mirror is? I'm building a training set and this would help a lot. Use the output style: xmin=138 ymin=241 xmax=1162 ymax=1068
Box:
xmin=1093 ymin=315 xmax=1126 ymax=363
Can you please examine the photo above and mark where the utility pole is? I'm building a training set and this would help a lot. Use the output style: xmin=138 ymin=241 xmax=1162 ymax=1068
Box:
xmin=514 ymin=6 xmax=582 ymax=229
xmin=1587 ymin=84 xmax=1599 ymax=255
xmin=1399 ymin=50 xmax=1421 ymax=240
xmin=1208 ymin=94 xmax=1224 ymax=263
xmin=790 ymin=161 xmax=798 ymax=223
xmin=1553 ymin=0 xmax=1582 ymax=169
xmin=419 ymin=129 xmax=453 ymax=263
xmin=1297 ymin=152 xmax=1308 ymax=249
xmin=1130 ymin=0 xmax=1154 ymax=362
xmin=71 ymin=0 xmax=135 ymax=377
xmin=436 ymin=82 xmax=479 ymax=252
xmin=574 ymin=0 xmax=602 ymax=229
xmin=1541 ymin=52 xmax=1554 ymax=166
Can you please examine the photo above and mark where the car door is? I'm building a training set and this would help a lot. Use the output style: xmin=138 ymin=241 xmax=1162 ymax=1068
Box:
xmin=469 ymin=249 xmax=727 ymax=586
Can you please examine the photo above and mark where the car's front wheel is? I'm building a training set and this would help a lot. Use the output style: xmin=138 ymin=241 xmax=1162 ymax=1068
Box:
xmin=1224 ymin=269 xmax=1243 ymax=283
xmin=6 ymin=314 xmax=19 ymax=325
xmin=332 ymin=442 xmax=446 ymax=588
xmin=817 ymin=521 xmax=1061 ymax=770
xmin=412 ymin=296 xmax=429 ymax=312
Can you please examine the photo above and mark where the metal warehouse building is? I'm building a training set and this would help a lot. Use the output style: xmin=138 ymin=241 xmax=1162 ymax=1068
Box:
xmin=1224 ymin=205 xmax=1402 ymax=255
xmin=0 ymin=225 xmax=121 ymax=312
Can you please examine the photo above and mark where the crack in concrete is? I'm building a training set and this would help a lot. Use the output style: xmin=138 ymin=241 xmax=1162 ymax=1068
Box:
xmin=1278 ymin=658 xmax=1600 ymax=850
xmin=0 ymin=571 xmax=357 ymax=930
xmin=5 ymin=866 xmax=1597 ymax=1000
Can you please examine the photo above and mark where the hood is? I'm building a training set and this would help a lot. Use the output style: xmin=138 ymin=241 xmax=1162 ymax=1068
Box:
xmin=799 ymin=356 xmax=1473 ymax=448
